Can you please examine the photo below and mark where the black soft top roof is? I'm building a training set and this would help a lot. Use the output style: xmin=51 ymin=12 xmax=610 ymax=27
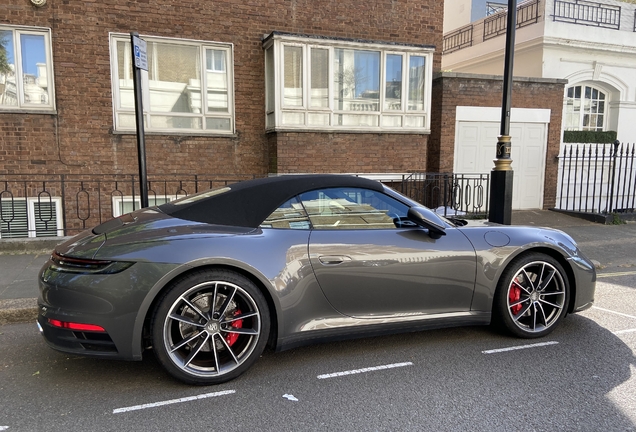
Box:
xmin=158 ymin=174 xmax=384 ymax=228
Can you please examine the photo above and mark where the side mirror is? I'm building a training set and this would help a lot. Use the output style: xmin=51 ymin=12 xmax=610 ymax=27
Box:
xmin=407 ymin=206 xmax=447 ymax=239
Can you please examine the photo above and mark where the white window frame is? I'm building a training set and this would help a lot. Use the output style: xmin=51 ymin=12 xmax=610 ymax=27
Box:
xmin=564 ymin=84 xmax=607 ymax=132
xmin=263 ymin=33 xmax=434 ymax=133
xmin=0 ymin=25 xmax=56 ymax=112
xmin=109 ymin=33 xmax=235 ymax=135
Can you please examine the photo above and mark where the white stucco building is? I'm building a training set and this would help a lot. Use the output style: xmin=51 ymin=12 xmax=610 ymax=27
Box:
xmin=443 ymin=0 xmax=636 ymax=142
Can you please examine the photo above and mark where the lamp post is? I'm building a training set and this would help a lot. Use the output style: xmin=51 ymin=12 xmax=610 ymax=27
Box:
xmin=488 ymin=0 xmax=517 ymax=225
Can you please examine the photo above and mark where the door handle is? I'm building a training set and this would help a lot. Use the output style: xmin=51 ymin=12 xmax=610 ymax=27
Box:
xmin=318 ymin=255 xmax=352 ymax=265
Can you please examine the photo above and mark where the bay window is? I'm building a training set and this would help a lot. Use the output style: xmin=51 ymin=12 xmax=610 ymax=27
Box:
xmin=264 ymin=33 xmax=434 ymax=132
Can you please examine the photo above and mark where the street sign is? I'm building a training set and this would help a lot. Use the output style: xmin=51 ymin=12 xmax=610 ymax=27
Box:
xmin=132 ymin=35 xmax=148 ymax=71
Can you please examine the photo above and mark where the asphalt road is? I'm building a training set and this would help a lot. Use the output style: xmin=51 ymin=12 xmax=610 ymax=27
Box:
xmin=1 ymin=273 xmax=635 ymax=432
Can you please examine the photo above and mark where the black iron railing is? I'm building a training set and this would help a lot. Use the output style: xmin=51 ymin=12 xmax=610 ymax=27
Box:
xmin=398 ymin=173 xmax=490 ymax=218
xmin=483 ymin=0 xmax=541 ymax=40
xmin=0 ymin=172 xmax=491 ymax=238
xmin=556 ymin=142 xmax=636 ymax=214
xmin=443 ymin=25 xmax=474 ymax=54
xmin=554 ymin=0 xmax=621 ymax=29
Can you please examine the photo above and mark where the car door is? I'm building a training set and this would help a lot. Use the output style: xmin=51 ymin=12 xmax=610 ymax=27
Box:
xmin=300 ymin=187 xmax=477 ymax=318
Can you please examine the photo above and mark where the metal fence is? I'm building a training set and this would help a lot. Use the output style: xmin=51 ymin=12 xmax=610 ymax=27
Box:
xmin=398 ymin=173 xmax=490 ymax=218
xmin=442 ymin=25 xmax=473 ymax=54
xmin=554 ymin=0 xmax=621 ymax=29
xmin=556 ymin=142 xmax=636 ymax=214
xmin=483 ymin=0 xmax=541 ymax=40
xmin=0 ymin=172 xmax=491 ymax=238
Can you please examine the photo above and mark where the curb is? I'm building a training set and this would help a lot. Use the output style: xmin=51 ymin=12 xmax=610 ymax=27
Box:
xmin=0 ymin=299 xmax=38 ymax=325
xmin=0 ymin=237 xmax=71 ymax=255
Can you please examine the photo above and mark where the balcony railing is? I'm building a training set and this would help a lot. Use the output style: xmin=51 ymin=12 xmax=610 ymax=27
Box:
xmin=554 ymin=0 xmax=621 ymax=29
xmin=443 ymin=25 xmax=473 ymax=54
xmin=484 ymin=0 xmax=541 ymax=41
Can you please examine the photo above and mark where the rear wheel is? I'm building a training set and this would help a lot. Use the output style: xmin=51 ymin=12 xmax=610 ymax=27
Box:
xmin=152 ymin=269 xmax=270 ymax=385
xmin=493 ymin=253 xmax=569 ymax=338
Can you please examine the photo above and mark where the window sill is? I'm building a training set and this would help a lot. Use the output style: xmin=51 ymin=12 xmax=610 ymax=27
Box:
xmin=111 ymin=130 xmax=238 ymax=138
xmin=0 ymin=109 xmax=57 ymax=115
xmin=266 ymin=127 xmax=431 ymax=135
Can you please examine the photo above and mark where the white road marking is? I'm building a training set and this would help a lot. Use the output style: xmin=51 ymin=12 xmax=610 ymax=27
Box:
xmin=592 ymin=306 xmax=636 ymax=320
xmin=112 ymin=390 xmax=235 ymax=414
xmin=0 ymin=427 xmax=9 ymax=431
xmin=482 ymin=341 xmax=558 ymax=354
xmin=597 ymin=271 xmax=636 ymax=278
xmin=614 ymin=328 xmax=636 ymax=335
xmin=282 ymin=394 xmax=299 ymax=401
xmin=317 ymin=362 xmax=413 ymax=379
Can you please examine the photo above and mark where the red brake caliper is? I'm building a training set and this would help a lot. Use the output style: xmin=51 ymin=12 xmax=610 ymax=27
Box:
xmin=225 ymin=310 xmax=243 ymax=347
xmin=509 ymin=279 xmax=522 ymax=314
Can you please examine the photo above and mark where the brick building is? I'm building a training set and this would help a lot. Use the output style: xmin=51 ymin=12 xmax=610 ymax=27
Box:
xmin=0 ymin=0 xmax=565 ymax=237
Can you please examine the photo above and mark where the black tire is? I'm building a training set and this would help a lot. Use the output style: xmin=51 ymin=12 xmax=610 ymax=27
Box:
xmin=151 ymin=269 xmax=270 ymax=385
xmin=493 ymin=253 xmax=569 ymax=338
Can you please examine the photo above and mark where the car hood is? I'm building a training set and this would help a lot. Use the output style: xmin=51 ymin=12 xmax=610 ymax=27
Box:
xmin=56 ymin=208 xmax=255 ymax=260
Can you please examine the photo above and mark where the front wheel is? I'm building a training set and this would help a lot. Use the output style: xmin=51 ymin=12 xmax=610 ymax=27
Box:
xmin=151 ymin=269 xmax=270 ymax=385
xmin=493 ymin=253 xmax=569 ymax=338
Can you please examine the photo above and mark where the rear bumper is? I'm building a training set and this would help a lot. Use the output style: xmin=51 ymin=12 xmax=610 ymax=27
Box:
xmin=38 ymin=258 xmax=178 ymax=360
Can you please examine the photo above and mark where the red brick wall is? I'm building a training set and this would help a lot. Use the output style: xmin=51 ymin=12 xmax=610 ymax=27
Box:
xmin=271 ymin=133 xmax=427 ymax=173
xmin=0 ymin=0 xmax=443 ymax=177
xmin=430 ymin=73 xmax=566 ymax=209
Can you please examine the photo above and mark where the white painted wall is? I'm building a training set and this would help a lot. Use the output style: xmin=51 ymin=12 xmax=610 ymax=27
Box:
xmin=444 ymin=0 xmax=473 ymax=33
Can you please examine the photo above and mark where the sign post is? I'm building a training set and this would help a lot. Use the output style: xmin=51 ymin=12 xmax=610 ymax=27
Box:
xmin=131 ymin=32 xmax=149 ymax=209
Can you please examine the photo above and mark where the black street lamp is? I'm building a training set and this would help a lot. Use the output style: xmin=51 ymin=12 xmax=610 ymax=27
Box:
xmin=488 ymin=0 xmax=517 ymax=225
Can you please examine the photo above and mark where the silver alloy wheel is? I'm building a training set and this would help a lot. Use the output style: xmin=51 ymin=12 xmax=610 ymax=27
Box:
xmin=506 ymin=260 xmax=566 ymax=333
xmin=162 ymin=280 xmax=261 ymax=378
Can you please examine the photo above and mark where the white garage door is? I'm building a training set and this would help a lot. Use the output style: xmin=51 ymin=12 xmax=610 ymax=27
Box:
xmin=454 ymin=107 xmax=550 ymax=210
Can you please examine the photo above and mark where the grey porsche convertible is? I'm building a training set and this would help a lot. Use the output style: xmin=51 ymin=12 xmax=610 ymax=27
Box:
xmin=37 ymin=174 xmax=596 ymax=385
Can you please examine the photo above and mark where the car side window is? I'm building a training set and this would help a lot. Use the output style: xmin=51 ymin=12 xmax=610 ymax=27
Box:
xmin=298 ymin=187 xmax=409 ymax=230
xmin=260 ymin=197 xmax=311 ymax=229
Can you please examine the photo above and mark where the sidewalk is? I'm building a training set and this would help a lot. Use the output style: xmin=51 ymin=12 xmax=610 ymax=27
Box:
xmin=1 ymin=210 xmax=635 ymax=324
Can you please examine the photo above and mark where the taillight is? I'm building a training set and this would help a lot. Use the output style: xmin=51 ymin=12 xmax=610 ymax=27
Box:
xmin=50 ymin=251 xmax=133 ymax=274
xmin=48 ymin=318 xmax=106 ymax=332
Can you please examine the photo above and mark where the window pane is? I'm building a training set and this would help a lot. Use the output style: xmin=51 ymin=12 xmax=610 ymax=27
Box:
xmin=265 ymin=46 xmax=275 ymax=112
xmin=205 ymin=117 xmax=231 ymax=131
xmin=206 ymin=49 xmax=228 ymax=113
xmin=335 ymin=113 xmax=379 ymax=127
xmin=333 ymin=48 xmax=380 ymax=112
xmin=310 ymin=48 xmax=328 ymax=108
xmin=408 ymin=56 xmax=426 ymax=111
xmin=149 ymin=115 xmax=202 ymax=130
xmin=308 ymin=112 xmax=329 ymax=125
xmin=299 ymin=188 xmax=406 ymax=230
xmin=20 ymin=34 xmax=48 ymax=105
xmin=116 ymin=41 xmax=134 ymax=109
xmin=284 ymin=46 xmax=303 ymax=106
xmin=261 ymin=197 xmax=310 ymax=229
xmin=147 ymin=42 xmax=200 ymax=114
xmin=385 ymin=54 xmax=402 ymax=110
xmin=0 ymin=30 xmax=17 ymax=107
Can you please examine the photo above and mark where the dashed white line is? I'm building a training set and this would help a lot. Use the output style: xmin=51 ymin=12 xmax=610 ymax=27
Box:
xmin=0 ymin=427 xmax=9 ymax=431
xmin=592 ymin=306 xmax=636 ymax=320
xmin=614 ymin=328 xmax=636 ymax=335
xmin=482 ymin=341 xmax=558 ymax=354
xmin=317 ymin=362 xmax=413 ymax=379
xmin=112 ymin=390 xmax=235 ymax=414
xmin=597 ymin=271 xmax=636 ymax=278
